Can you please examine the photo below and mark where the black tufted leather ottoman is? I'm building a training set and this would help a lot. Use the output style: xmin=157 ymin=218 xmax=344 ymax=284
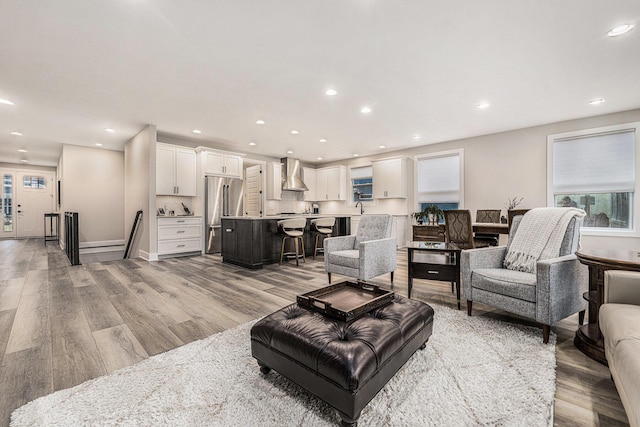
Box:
xmin=251 ymin=295 xmax=434 ymax=426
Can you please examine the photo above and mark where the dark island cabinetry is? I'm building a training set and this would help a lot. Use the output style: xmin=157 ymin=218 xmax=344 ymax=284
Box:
xmin=221 ymin=216 xmax=350 ymax=269
xmin=221 ymin=219 xmax=263 ymax=269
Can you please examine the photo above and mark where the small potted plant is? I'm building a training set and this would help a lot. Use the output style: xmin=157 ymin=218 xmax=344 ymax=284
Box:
xmin=502 ymin=196 xmax=524 ymax=223
xmin=423 ymin=204 xmax=444 ymax=225
xmin=413 ymin=209 xmax=428 ymax=224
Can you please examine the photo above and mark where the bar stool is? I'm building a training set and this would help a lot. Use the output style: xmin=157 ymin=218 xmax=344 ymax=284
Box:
xmin=277 ymin=217 xmax=307 ymax=266
xmin=311 ymin=217 xmax=335 ymax=259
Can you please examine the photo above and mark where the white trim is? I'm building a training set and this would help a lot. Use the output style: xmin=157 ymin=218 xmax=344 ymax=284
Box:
xmin=547 ymin=121 xmax=640 ymax=237
xmin=79 ymin=245 xmax=125 ymax=254
xmin=79 ymin=239 xmax=125 ymax=249
xmin=139 ymin=250 xmax=158 ymax=261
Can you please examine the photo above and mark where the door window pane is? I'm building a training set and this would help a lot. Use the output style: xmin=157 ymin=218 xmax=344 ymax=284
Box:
xmin=23 ymin=176 xmax=46 ymax=189
xmin=3 ymin=174 xmax=12 ymax=232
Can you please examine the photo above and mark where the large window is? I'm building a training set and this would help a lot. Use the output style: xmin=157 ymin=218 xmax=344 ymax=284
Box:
xmin=548 ymin=122 xmax=639 ymax=233
xmin=415 ymin=149 xmax=463 ymax=222
xmin=350 ymin=165 xmax=373 ymax=203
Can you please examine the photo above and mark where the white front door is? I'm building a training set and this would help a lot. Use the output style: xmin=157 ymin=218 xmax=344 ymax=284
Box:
xmin=16 ymin=172 xmax=55 ymax=238
xmin=0 ymin=170 xmax=16 ymax=239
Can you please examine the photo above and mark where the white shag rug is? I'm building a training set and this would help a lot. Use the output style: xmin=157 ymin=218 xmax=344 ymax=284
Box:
xmin=11 ymin=304 xmax=556 ymax=426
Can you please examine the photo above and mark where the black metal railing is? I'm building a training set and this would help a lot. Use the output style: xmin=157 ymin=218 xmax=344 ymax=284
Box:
xmin=64 ymin=212 xmax=81 ymax=266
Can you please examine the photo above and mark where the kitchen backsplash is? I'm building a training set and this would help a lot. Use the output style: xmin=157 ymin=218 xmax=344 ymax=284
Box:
xmin=157 ymin=195 xmax=195 ymax=215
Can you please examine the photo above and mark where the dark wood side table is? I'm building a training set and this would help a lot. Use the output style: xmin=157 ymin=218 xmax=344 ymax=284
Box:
xmin=575 ymin=249 xmax=640 ymax=364
xmin=407 ymin=241 xmax=461 ymax=309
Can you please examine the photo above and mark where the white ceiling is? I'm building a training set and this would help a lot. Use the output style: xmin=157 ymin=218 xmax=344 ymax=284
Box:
xmin=1 ymin=1 xmax=639 ymax=167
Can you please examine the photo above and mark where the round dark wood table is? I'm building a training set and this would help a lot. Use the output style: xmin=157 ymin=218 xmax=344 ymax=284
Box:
xmin=575 ymin=248 xmax=640 ymax=364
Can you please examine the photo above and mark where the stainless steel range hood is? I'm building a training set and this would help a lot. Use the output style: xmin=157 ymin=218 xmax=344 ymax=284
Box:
xmin=281 ymin=157 xmax=308 ymax=191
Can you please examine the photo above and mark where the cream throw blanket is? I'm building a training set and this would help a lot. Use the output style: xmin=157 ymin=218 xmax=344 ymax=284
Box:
xmin=503 ymin=207 xmax=585 ymax=274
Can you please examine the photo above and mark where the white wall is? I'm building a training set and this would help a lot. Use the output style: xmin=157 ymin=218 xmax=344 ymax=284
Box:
xmin=124 ymin=125 xmax=156 ymax=260
xmin=59 ymin=145 xmax=124 ymax=245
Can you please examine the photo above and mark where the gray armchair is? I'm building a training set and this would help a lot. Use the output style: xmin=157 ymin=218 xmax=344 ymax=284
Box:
xmin=324 ymin=214 xmax=396 ymax=284
xmin=461 ymin=210 xmax=587 ymax=343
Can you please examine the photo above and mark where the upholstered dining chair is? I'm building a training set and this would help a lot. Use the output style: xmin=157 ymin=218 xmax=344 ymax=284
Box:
xmin=324 ymin=214 xmax=396 ymax=284
xmin=461 ymin=207 xmax=588 ymax=343
xmin=507 ymin=209 xmax=529 ymax=232
xmin=443 ymin=210 xmax=493 ymax=249
xmin=474 ymin=209 xmax=501 ymax=246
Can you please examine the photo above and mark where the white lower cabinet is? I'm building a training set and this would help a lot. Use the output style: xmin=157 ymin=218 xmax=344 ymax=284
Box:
xmin=157 ymin=217 xmax=203 ymax=256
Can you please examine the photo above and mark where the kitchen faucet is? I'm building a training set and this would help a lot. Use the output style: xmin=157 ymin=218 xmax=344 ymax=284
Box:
xmin=355 ymin=201 xmax=364 ymax=215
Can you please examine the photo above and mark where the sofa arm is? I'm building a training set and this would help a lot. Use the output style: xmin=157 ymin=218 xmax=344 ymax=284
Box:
xmin=461 ymin=246 xmax=507 ymax=300
xmin=604 ymin=270 xmax=640 ymax=305
xmin=324 ymin=235 xmax=356 ymax=253
xmin=359 ymin=238 xmax=397 ymax=281
xmin=536 ymin=254 xmax=588 ymax=325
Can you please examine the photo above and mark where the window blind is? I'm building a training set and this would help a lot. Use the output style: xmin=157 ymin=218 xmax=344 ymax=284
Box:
xmin=417 ymin=154 xmax=460 ymax=203
xmin=351 ymin=166 xmax=372 ymax=179
xmin=553 ymin=130 xmax=635 ymax=194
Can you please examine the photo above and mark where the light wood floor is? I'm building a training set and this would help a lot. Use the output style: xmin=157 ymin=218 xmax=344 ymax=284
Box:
xmin=0 ymin=239 xmax=629 ymax=426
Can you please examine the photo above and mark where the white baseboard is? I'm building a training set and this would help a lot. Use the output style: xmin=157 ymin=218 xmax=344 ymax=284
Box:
xmin=79 ymin=240 xmax=125 ymax=249
xmin=139 ymin=250 xmax=158 ymax=262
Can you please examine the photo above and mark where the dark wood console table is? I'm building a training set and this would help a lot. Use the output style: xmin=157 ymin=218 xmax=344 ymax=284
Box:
xmin=575 ymin=249 xmax=640 ymax=364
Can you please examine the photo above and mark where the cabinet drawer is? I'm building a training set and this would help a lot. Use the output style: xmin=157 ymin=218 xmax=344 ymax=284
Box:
xmin=158 ymin=224 xmax=201 ymax=240
xmin=158 ymin=238 xmax=201 ymax=255
xmin=158 ymin=217 xmax=202 ymax=226
xmin=411 ymin=263 xmax=457 ymax=282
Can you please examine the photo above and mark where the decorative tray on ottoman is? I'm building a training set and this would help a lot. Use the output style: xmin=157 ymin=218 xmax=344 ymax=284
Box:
xmin=297 ymin=281 xmax=395 ymax=322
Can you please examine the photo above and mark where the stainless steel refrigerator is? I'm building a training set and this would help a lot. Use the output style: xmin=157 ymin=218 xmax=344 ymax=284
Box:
xmin=206 ymin=176 xmax=244 ymax=254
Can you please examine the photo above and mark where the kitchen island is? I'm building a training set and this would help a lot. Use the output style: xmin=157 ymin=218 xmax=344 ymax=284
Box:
xmin=220 ymin=215 xmax=351 ymax=269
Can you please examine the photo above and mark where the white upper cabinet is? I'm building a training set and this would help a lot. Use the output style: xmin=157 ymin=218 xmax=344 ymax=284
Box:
xmin=302 ymin=167 xmax=317 ymax=201
xmin=266 ymin=162 xmax=282 ymax=200
xmin=156 ymin=143 xmax=196 ymax=196
xmin=204 ymin=151 xmax=243 ymax=177
xmin=316 ymin=165 xmax=346 ymax=201
xmin=372 ymin=158 xmax=407 ymax=199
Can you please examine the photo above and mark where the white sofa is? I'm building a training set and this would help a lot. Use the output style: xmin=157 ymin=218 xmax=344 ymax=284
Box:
xmin=599 ymin=270 xmax=640 ymax=427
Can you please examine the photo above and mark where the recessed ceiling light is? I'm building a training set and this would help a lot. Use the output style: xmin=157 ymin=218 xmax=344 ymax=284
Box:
xmin=248 ymin=142 xmax=256 ymax=146
xmin=192 ymin=129 xmax=202 ymax=134
xmin=325 ymin=89 xmax=338 ymax=96
xmin=95 ymin=143 xmax=103 ymax=147
xmin=361 ymin=106 xmax=372 ymax=114
xmin=20 ymin=159 xmax=29 ymax=163
xmin=476 ymin=101 xmax=490 ymax=109
xmin=589 ymin=98 xmax=605 ymax=105
xmin=17 ymin=149 xmax=28 ymax=153
xmin=0 ymin=98 xmax=14 ymax=106
xmin=607 ymin=24 xmax=634 ymax=37
xmin=413 ymin=135 xmax=421 ymax=140
xmin=379 ymin=145 xmax=386 ymax=149
xmin=11 ymin=132 xmax=23 ymax=136
xmin=105 ymin=128 xmax=115 ymax=133
xmin=317 ymin=157 xmax=323 ymax=160
xmin=290 ymin=130 xmax=299 ymax=135
xmin=319 ymin=138 xmax=327 ymax=143
xmin=353 ymin=154 xmax=359 ymax=157
xmin=287 ymin=150 xmax=294 ymax=154
xmin=255 ymin=119 xmax=266 ymax=125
